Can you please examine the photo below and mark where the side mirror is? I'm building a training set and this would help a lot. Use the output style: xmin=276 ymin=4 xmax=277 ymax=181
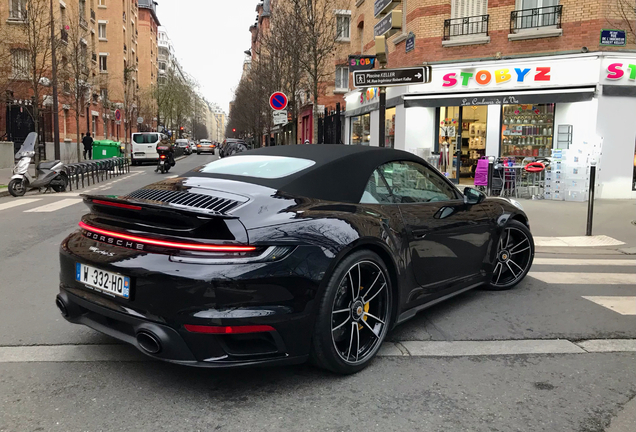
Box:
xmin=463 ymin=187 xmax=486 ymax=205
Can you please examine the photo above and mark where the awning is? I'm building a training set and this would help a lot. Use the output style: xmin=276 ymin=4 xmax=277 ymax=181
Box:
xmin=404 ymin=86 xmax=596 ymax=108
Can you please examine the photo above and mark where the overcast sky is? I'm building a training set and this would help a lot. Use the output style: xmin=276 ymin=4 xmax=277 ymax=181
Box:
xmin=157 ymin=0 xmax=257 ymax=113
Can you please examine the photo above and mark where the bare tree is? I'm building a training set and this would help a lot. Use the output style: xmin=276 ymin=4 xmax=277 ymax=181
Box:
xmin=607 ymin=0 xmax=636 ymax=43
xmin=62 ymin=1 xmax=96 ymax=161
xmin=136 ymin=86 xmax=157 ymax=132
xmin=122 ymin=65 xmax=137 ymax=145
xmin=290 ymin=0 xmax=343 ymax=143
xmin=4 ymin=0 xmax=54 ymax=153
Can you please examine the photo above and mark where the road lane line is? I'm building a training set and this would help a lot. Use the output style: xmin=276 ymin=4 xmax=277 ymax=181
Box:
xmin=582 ymin=296 xmax=636 ymax=315
xmin=533 ymin=258 xmax=636 ymax=266
xmin=8 ymin=339 xmax=636 ymax=362
xmin=534 ymin=235 xmax=625 ymax=247
xmin=528 ymin=272 xmax=636 ymax=285
xmin=576 ymin=339 xmax=636 ymax=353
xmin=24 ymin=198 xmax=83 ymax=212
xmin=396 ymin=340 xmax=585 ymax=357
xmin=0 ymin=198 xmax=42 ymax=211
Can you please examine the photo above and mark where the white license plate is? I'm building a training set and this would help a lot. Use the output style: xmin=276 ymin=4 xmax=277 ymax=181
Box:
xmin=76 ymin=263 xmax=131 ymax=299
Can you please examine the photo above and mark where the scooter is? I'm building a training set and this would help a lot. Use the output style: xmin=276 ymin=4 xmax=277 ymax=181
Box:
xmin=155 ymin=144 xmax=174 ymax=174
xmin=8 ymin=132 xmax=68 ymax=197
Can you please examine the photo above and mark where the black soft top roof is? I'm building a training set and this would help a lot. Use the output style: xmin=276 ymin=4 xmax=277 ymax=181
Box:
xmin=189 ymin=144 xmax=425 ymax=203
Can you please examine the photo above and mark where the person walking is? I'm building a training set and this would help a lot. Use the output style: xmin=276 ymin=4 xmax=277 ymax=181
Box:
xmin=82 ymin=132 xmax=93 ymax=160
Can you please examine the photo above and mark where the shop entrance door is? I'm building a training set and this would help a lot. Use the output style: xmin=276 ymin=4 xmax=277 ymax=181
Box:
xmin=438 ymin=106 xmax=461 ymax=183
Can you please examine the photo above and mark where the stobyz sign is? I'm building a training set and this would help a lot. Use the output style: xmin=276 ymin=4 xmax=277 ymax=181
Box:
xmin=349 ymin=55 xmax=377 ymax=72
xmin=353 ymin=67 xmax=431 ymax=88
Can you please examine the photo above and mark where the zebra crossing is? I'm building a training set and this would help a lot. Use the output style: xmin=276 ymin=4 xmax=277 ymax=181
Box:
xmin=529 ymin=256 xmax=636 ymax=316
xmin=0 ymin=170 xmax=145 ymax=214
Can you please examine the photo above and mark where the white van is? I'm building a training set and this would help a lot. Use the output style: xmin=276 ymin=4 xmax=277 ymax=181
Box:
xmin=131 ymin=132 xmax=168 ymax=165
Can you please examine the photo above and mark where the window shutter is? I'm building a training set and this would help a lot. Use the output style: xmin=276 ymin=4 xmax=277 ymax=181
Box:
xmin=452 ymin=0 xmax=488 ymax=18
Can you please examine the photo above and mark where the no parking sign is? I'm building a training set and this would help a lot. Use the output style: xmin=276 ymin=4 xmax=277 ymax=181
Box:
xmin=269 ymin=92 xmax=288 ymax=111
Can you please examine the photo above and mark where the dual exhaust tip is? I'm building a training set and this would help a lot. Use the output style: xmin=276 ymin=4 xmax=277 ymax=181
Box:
xmin=55 ymin=295 xmax=162 ymax=355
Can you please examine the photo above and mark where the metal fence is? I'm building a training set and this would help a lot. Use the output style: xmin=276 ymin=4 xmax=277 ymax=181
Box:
xmin=510 ymin=5 xmax=562 ymax=33
xmin=65 ymin=157 xmax=130 ymax=192
xmin=317 ymin=103 xmax=343 ymax=144
xmin=444 ymin=14 xmax=490 ymax=40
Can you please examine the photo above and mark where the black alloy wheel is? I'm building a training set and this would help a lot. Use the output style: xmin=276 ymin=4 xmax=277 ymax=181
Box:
xmin=311 ymin=250 xmax=392 ymax=374
xmin=8 ymin=178 xmax=27 ymax=197
xmin=488 ymin=220 xmax=534 ymax=290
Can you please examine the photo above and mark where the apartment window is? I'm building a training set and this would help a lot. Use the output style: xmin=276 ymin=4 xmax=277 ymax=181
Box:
xmin=92 ymin=116 xmax=97 ymax=136
xmin=9 ymin=0 xmax=26 ymax=20
xmin=448 ymin=0 xmax=489 ymax=37
xmin=336 ymin=12 xmax=351 ymax=41
xmin=79 ymin=0 xmax=86 ymax=20
xmin=98 ymin=0 xmax=105 ymax=5
xmin=514 ymin=0 xmax=560 ymax=28
xmin=80 ymin=43 xmax=88 ymax=68
xmin=99 ymin=54 xmax=107 ymax=72
xmin=100 ymin=88 xmax=108 ymax=102
xmin=11 ymin=49 xmax=29 ymax=79
xmin=98 ymin=23 xmax=107 ymax=39
xmin=335 ymin=66 xmax=349 ymax=91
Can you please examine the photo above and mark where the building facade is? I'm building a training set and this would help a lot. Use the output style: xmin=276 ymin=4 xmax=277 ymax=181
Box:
xmin=341 ymin=0 xmax=636 ymax=199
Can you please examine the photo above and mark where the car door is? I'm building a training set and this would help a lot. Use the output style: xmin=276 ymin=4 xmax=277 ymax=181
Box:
xmin=376 ymin=161 xmax=492 ymax=301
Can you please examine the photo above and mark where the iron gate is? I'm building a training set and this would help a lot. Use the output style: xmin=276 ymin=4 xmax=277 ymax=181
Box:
xmin=317 ymin=103 xmax=343 ymax=144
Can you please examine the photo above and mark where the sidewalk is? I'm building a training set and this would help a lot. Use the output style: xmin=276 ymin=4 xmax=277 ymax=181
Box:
xmin=519 ymin=198 xmax=636 ymax=248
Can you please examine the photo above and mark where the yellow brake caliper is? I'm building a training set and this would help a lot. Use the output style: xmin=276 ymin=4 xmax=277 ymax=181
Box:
xmin=358 ymin=287 xmax=370 ymax=330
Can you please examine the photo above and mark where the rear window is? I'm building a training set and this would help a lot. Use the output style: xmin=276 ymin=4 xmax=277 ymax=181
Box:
xmin=133 ymin=134 xmax=158 ymax=144
xmin=199 ymin=155 xmax=315 ymax=179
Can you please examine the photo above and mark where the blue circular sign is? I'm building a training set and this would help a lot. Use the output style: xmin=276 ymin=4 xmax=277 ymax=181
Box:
xmin=269 ymin=92 xmax=288 ymax=111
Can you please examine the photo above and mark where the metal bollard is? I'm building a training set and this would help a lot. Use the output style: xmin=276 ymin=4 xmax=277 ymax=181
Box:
xmin=586 ymin=159 xmax=597 ymax=236
xmin=486 ymin=156 xmax=495 ymax=196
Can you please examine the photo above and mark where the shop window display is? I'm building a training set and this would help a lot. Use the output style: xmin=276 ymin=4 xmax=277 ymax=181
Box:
xmin=385 ymin=108 xmax=395 ymax=148
xmin=351 ymin=114 xmax=370 ymax=145
xmin=501 ymin=103 xmax=554 ymax=158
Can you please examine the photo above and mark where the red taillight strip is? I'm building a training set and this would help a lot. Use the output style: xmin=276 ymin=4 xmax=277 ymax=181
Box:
xmin=92 ymin=199 xmax=142 ymax=211
xmin=78 ymin=221 xmax=256 ymax=252
xmin=184 ymin=324 xmax=275 ymax=334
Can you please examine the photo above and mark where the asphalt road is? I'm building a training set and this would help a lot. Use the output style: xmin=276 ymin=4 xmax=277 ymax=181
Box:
xmin=0 ymin=152 xmax=634 ymax=432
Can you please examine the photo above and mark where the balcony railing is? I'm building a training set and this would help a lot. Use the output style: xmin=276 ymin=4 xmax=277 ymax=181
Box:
xmin=79 ymin=16 xmax=88 ymax=29
xmin=443 ymin=14 xmax=489 ymax=40
xmin=90 ymin=9 xmax=96 ymax=22
xmin=124 ymin=44 xmax=127 ymax=52
xmin=510 ymin=5 xmax=562 ymax=33
xmin=92 ymin=52 xmax=97 ymax=62
xmin=60 ymin=28 xmax=69 ymax=43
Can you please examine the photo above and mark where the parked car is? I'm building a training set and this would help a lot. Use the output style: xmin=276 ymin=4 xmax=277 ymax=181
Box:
xmin=57 ymin=145 xmax=534 ymax=374
xmin=189 ymin=141 xmax=197 ymax=153
xmin=197 ymin=139 xmax=215 ymax=155
xmin=175 ymin=139 xmax=192 ymax=155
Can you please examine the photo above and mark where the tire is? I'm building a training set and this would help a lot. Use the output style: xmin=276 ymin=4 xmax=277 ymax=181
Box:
xmin=51 ymin=174 xmax=68 ymax=193
xmin=159 ymin=164 xmax=165 ymax=174
xmin=487 ymin=219 xmax=534 ymax=290
xmin=8 ymin=178 xmax=27 ymax=197
xmin=311 ymin=250 xmax=393 ymax=374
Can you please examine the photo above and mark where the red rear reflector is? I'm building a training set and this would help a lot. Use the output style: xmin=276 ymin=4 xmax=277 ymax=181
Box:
xmin=92 ymin=200 xmax=142 ymax=211
xmin=78 ymin=221 xmax=257 ymax=252
xmin=184 ymin=324 xmax=275 ymax=334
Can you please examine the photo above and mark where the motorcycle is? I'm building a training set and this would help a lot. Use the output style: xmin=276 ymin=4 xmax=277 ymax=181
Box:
xmin=155 ymin=144 xmax=174 ymax=174
xmin=8 ymin=132 xmax=68 ymax=197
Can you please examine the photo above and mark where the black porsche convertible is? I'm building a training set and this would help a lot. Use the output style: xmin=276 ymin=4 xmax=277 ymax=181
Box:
xmin=57 ymin=145 xmax=534 ymax=374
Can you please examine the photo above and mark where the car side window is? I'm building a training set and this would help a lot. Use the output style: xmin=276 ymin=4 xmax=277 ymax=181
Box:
xmin=360 ymin=169 xmax=393 ymax=204
xmin=377 ymin=161 xmax=458 ymax=203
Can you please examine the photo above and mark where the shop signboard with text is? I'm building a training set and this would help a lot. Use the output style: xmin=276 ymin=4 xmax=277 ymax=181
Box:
xmin=602 ymin=58 xmax=636 ymax=85
xmin=409 ymin=56 xmax=602 ymax=94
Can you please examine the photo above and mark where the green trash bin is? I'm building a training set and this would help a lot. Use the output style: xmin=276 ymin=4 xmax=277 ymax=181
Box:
xmin=92 ymin=140 xmax=120 ymax=159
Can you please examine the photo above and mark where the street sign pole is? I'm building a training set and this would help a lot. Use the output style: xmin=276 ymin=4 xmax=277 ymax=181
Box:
xmin=378 ymin=87 xmax=386 ymax=148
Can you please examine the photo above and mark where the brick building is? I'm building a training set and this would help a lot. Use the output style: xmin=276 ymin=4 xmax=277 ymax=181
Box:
xmin=340 ymin=0 xmax=635 ymax=199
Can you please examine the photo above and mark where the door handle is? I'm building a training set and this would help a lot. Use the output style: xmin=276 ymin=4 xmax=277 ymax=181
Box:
xmin=411 ymin=229 xmax=427 ymax=239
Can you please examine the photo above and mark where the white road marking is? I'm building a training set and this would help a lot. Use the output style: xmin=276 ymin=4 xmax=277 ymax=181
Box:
xmin=395 ymin=340 xmax=585 ymax=357
xmin=534 ymin=235 xmax=624 ymax=247
xmin=0 ymin=198 xmax=42 ymax=211
xmin=576 ymin=339 xmax=636 ymax=352
xmin=582 ymin=296 xmax=636 ymax=315
xmin=24 ymin=198 xmax=83 ymax=212
xmin=3 ymin=339 xmax=636 ymax=362
xmin=528 ymin=272 xmax=636 ymax=285
xmin=533 ymin=258 xmax=636 ymax=267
